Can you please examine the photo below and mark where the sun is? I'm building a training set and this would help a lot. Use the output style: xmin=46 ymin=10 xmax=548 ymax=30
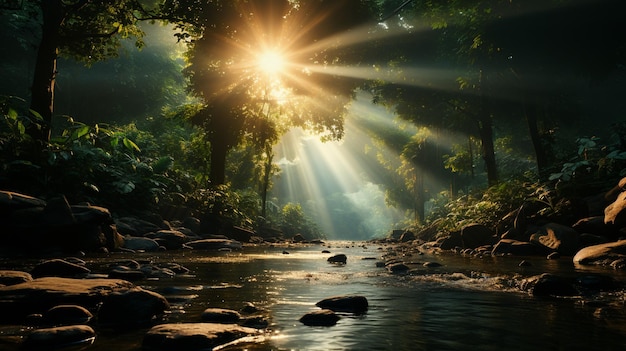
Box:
xmin=257 ymin=50 xmax=286 ymax=75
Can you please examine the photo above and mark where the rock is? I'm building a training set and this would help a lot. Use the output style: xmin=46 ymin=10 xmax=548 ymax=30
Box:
xmin=0 ymin=277 xmax=134 ymax=322
xmin=97 ymin=287 xmax=170 ymax=328
xmin=604 ymin=191 xmax=626 ymax=226
xmin=122 ymin=236 xmax=161 ymax=252
xmin=292 ymin=233 xmax=306 ymax=243
xmin=518 ymin=273 xmax=579 ymax=297
xmin=299 ymin=309 xmax=340 ymax=326
xmin=142 ymin=323 xmax=258 ymax=351
xmin=108 ymin=268 xmax=146 ymax=281
xmin=387 ymin=262 xmax=410 ymax=273
xmin=572 ymin=216 xmax=618 ymax=239
xmin=461 ymin=223 xmax=494 ymax=249
xmin=31 ymin=259 xmax=90 ymax=279
xmin=573 ymin=239 xmax=626 ymax=265
xmin=529 ymin=223 xmax=580 ymax=256
xmin=327 ymin=254 xmax=347 ymax=264
xmin=185 ymin=238 xmax=243 ymax=251
xmin=229 ymin=226 xmax=254 ymax=242
xmin=0 ymin=191 xmax=46 ymax=211
xmin=146 ymin=230 xmax=187 ymax=250
xmin=399 ymin=231 xmax=415 ymax=242
xmin=0 ymin=270 xmax=33 ymax=286
xmin=437 ymin=231 xmax=463 ymax=250
xmin=22 ymin=325 xmax=95 ymax=351
xmin=44 ymin=305 xmax=93 ymax=326
xmin=315 ymin=295 xmax=368 ymax=314
xmin=200 ymin=308 xmax=242 ymax=323
xmin=491 ymin=239 xmax=545 ymax=256
xmin=115 ymin=217 xmax=164 ymax=236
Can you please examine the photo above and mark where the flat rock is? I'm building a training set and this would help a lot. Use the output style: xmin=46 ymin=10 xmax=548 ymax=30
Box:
xmin=97 ymin=287 xmax=170 ymax=327
xmin=315 ymin=295 xmax=368 ymax=314
xmin=22 ymin=325 xmax=95 ymax=351
xmin=299 ymin=309 xmax=340 ymax=326
xmin=0 ymin=277 xmax=134 ymax=322
xmin=31 ymin=259 xmax=90 ymax=279
xmin=573 ymin=239 xmax=626 ymax=265
xmin=0 ymin=270 xmax=33 ymax=286
xmin=142 ymin=323 xmax=258 ymax=351
xmin=186 ymin=239 xmax=243 ymax=250
xmin=201 ymin=308 xmax=242 ymax=323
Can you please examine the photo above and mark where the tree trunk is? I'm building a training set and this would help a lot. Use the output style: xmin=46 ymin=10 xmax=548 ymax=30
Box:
xmin=524 ymin=100 xmax=549 ymax=179
xmin=28 ymin=0 xmax=64 ymax=142
xmin=260 ymin=144 xmax=273 ymax=218
xmin=209 ymin=136 xmax=228 ymax=186
xmin=478 ymin=70 xmax=498 ymax=186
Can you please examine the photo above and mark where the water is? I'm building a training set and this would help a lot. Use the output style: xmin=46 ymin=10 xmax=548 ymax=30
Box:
xmin=3 ymin=242 xmax=626 ymax=350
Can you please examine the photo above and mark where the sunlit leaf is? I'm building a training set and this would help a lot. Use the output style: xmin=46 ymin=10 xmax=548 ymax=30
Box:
xmin=122 ymin=137 xmax=141 ymax=152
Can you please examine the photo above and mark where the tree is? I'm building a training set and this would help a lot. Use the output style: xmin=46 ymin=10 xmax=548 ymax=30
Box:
xmin=1 ymin=0 xmax=160 ymax=143
xmin=171 ymin=0 xmax=378 ymax=186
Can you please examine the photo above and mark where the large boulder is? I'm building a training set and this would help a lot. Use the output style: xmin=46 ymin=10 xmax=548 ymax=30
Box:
xmin=518 ymin=273 xmax=579 ymax=297
xmin=142 ymin=323 xmax=258 ymax=351
xmin=573 ymin=239 xmax=626 ymax=265
xmin=0 ymin=277 xmax=134 ymax=322
xmin=461 ymin=223 xmax=494 ymax=249
xmin=97 ymin=287 xmax=170 ymax=328
xmin=146 ymin=230 xmax=188 ymax=250
xmin=122 ymin=236 xmax=161 ymax=252
xmin=436 ymin=231 xmax=463 ymax=250
xmin=572 ymin=216 xmax=618 ymax=240
xmin=529 ymin=223 xmax=580 ymax=256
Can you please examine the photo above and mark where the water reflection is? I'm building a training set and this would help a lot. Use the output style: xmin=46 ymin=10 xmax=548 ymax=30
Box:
xmin=2 ymin=242 xmax=626 ymax=350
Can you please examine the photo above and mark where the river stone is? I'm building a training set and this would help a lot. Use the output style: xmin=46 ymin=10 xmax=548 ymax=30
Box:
xmin=201 ymin=308 xmax=242 ymax=323
xmin=44 ymin=305 xmax=93 ymax=326
xmin=315 ymin=295 xmax=368 ymax=313
xmin=299 ymin=309 xmax=340 ymax=326
xmin=399 ymin=230 xmax=415 ymax=242
xmin=142 ymin=323 xmax=258 ymax=351
xmin=573 ymin=239 xmax=626 ymax=265
xmin=327 ymin=254 xmax=347 ymax=264
xmin=146 ymin=230 xmax=188 ymax=250
xmin=0 ymin=277 xmax=134 ymax=322
xmin=22 ymin=325 xmax=95 ymax=351
xmin=529 ymin=223 xmax=580 ymax=256
xmin=604 ymin=191 xmax=626 ymax=226
xmin=185 ymin=238 xmax=243 ymax=250
xmin=0 ymin=270 xmax=33 ymax=286
xmin=437 ymin=231 xmax=463 ymax=250
xmin=491 ymin=239 xmax=545 ymax=256
xmin=518 ymin=273 xmax=579 ymax=297
xmin=30 ymin=259 xmax=90 ymax=279
xmin=122 ymin=236 xmax=161 ymax=252
xmin=97 ymin=287 xmax=170 ymax=328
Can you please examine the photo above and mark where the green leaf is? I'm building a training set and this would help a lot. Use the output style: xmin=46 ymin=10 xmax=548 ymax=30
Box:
xmin=111 ymin=137 xmax=119 ymax=147
xmin=7 ymin=108 xmax=18 ymax=121
xmin=113 ymin=181 xmax=135 ymax=194
xmin=122 ymin=137 xmax=141 ymax=152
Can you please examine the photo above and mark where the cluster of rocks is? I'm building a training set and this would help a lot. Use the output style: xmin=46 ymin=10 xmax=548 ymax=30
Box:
xmin=299 ymin=295 xmax=369 ymax=326
xmin=0 ymin=190 xmax=260 ymax=255
xmin=383 ymin=177 xmax=626 ymax=270
xmin=0 ymin=256 xmax=274 ymax=350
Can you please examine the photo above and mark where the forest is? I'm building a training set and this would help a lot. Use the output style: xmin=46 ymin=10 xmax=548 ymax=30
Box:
xmin=1 ymin=0 xmax=625 ymax=241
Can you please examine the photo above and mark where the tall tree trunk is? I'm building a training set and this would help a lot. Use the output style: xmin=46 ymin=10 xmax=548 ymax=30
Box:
xmin=478 ymin=70 xmax=498 ymax=186
xmin=29 ymin=0 xmax=64 ymax=142
xmin=209 ymin=136 xmax=228 ymax=186
xmin=260 ymin=144 xmax=273 ymax=218
xmin=524 ymin=99 xmax=549 ymax=179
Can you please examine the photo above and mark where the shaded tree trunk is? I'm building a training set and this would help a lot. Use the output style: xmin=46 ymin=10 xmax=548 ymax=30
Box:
xmin=209 ymin=136 xmax=228 ymax=186
xmin=260 ymin=144 xmax=273 ymax=218
xmin=28 ymin=0 xmax=64 ymax=142
xmin=524 ymin=100 xmax=549 ymax=179
xmin=478 ymin=70 xmax=497 ymax=186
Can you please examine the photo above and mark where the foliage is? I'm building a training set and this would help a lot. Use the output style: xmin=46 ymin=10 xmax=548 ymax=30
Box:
xmin=278 ymin=202 xmax=324 ymax=240
xmin=185 ymin=185 xmax=258 ymax=229
xmin=426 ymin=177 xmax=540 ymax=233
